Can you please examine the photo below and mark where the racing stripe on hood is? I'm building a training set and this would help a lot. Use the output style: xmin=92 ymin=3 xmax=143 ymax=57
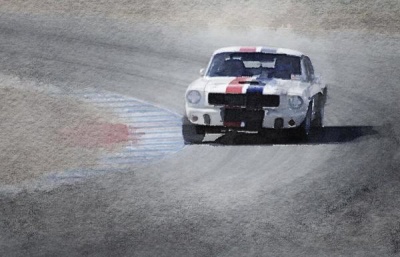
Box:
xmin=246 ymin=84 xmax=264 ymax=94
xmin=224 ymin=77 xmax=249 ymax=128
xmin=226 ymin=77 xmax=248 ymax=94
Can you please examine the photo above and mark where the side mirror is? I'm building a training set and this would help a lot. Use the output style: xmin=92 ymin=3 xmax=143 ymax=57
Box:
xmin=199 ymin=68 xmax=205 ymax=77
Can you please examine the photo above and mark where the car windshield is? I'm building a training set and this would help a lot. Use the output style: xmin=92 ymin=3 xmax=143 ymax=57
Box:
xmin=207 ymin=52 xmax=301 ymax=80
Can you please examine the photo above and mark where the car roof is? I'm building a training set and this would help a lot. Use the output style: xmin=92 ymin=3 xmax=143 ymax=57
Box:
xmin=213 ymin=46 xmax=304 ymax=57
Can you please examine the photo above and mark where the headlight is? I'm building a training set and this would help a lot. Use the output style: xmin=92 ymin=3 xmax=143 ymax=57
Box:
xmin=186 ymin=90 xmax=201 ymax=104
xmin=288 ymin=96 xmax=304 ymax=109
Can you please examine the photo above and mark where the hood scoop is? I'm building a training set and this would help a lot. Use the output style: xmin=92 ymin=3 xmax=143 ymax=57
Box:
xmin=238 ymin=81 xmax=261 ymax=85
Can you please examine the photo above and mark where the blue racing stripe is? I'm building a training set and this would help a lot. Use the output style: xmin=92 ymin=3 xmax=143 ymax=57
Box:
xmin=261 ymin=47 xmax=278 ymax=54
xmin=246 ymin=85 xmax=264 ymax=94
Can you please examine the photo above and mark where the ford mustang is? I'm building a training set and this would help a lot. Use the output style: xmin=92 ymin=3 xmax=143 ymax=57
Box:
xmin=183 ymin=46 xmax=327 ymax=143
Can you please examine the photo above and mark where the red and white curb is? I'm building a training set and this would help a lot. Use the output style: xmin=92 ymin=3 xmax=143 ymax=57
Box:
xmin=1 ymin=89 xmax=184 ymax=192
xmin=54 ymin=90 xmax=184 ymax=177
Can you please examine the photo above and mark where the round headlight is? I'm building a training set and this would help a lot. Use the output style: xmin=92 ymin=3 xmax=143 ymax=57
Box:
xmin=288 ymin=96 xmax=304 ymax=109
xmin=186 ymin=90 xmax=201 ymax=104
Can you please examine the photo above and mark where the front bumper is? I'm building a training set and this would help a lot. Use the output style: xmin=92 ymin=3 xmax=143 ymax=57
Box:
xmin=185 ymin=105 xmax=308 ymax=130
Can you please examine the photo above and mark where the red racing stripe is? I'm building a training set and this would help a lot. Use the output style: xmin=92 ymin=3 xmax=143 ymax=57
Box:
xmin=224 ymin=77 xmax=248 ymax=128
xmin=224 ymin=121 xmax=242 ymax=127
xmin=226 ymin=77 xmax=247 ymax=94
xmin=239 ymin=47 xmax=257 ymax=52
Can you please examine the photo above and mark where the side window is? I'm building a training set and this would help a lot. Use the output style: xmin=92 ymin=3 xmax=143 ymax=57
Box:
xmin=307 ymin=57 xmax=315 ymax=77
xmin=306 ymin=56 xmax=314 ymax=79
xmin=302 ymin=57 xmax=310 ymax=81
xmin=303 ymin=56 xmax=314 ymax=81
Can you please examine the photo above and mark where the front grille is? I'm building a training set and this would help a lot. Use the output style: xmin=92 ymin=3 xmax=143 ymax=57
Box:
xmin=209 ymin=94 xmax=246 ymax=106
xmin=208 ymin=93 xmax=279 ymax=108
xmin=224 ymin=108 xmax=264 ymax=130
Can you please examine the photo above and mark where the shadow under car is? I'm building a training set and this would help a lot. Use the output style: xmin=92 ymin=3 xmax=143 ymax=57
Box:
xmin=204 ymin=126 xmax=379 ymax=145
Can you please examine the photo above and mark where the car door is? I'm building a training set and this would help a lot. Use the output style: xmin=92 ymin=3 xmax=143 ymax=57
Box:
xmin=303 ymin=56 xmax=321 ymax=97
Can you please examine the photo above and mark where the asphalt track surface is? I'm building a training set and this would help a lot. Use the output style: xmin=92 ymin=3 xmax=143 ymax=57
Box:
xmin=1 ymin=12 xmax=400 ymax=257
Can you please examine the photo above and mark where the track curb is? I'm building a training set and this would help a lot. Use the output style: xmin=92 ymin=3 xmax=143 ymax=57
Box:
xmin=0 ymin=89 xmax=184 ymax=193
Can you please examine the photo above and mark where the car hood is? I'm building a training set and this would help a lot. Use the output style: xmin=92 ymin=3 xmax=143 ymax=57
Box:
xmin=189 ymin=77 xmax=309 ymax=96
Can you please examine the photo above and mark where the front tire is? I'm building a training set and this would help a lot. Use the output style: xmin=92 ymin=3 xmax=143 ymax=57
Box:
xmin=301 ymin=101 xmax=313 ymax=136
xmin=312 ymin=93 xmax=325 ymax=128
xmin=182 ymin=116 xmax=205 ymax=144
xmin=293 ymin=101 xmax=313 ymax=140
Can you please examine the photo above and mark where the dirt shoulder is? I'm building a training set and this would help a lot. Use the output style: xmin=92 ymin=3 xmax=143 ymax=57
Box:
xmin=0 ymin=83 xmax=125 ymax=185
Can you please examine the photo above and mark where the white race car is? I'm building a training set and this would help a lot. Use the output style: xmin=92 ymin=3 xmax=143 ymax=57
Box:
xmin=183 ymin=46 xmax=327 ymax=143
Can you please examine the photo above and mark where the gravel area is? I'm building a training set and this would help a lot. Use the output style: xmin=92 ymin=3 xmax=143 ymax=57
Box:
xmin=0 ymin=79 xmax=123 ymax=185
xmin=1 ymin=0 xmax=399 ymax=33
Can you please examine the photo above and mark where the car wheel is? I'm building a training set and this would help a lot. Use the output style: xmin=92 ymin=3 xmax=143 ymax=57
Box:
xmin=312 ymin=94 xmax=325 ymax=128
xmin=182 ymin=116 xmax=205 ymax=144
xmin=299 ymin=101 xmax=313 ymax=139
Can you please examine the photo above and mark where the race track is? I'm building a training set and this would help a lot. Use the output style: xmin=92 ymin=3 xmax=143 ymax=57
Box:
xmin=1 ymin=11 xmax=400 ymax=257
